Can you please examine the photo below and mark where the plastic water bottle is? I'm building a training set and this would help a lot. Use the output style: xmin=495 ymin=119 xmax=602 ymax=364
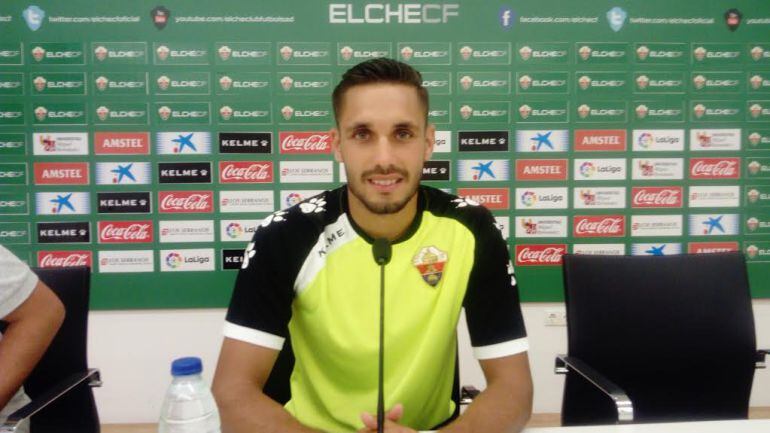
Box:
xmin=158 ymin=357 xmax=221 ymax=433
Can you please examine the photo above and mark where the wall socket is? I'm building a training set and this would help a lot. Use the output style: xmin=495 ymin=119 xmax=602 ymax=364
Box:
xmin=545 ymin=309 xmax=567 ymax=326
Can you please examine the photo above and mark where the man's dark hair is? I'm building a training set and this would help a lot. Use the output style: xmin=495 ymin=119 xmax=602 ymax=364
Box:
xmin=332 ymin=57 xmax=429 ymax=123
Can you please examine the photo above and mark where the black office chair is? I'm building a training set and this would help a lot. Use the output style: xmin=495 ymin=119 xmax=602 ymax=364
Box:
xmin=1 ymin=267 xmax=101 ymax=433
xmin=555 ymin=253 xmax=768 ymax=426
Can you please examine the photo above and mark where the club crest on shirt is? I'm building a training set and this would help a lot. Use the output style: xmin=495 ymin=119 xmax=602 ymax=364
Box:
xmin=412 ymin=246 xmax=448 ymax=287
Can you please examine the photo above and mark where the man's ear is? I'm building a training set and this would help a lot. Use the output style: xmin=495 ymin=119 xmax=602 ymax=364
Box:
xmin=424 ymin=123 xmax=436 ymax=161
xmin=330 ymin=127 xmax=343 ymax=163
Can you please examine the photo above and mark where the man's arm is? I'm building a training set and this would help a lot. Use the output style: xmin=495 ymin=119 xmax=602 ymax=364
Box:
xmin=441 ymin=352 xmax=533 ymax=433
xmin=0 ymin=280 xmax=65 ymax=409
xmin=212 ymin=337 xmax=321 ymax=433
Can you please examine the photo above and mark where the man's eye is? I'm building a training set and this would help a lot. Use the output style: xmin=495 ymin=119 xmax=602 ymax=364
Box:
xmin=353 ymin=130 xmax=370 ymax=140
xmin=396 ymin=130 xmax=413 ymax=140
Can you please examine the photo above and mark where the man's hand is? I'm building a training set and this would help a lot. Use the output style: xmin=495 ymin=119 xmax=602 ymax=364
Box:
xmin=358 ymin=404 xmax=417 ymax=433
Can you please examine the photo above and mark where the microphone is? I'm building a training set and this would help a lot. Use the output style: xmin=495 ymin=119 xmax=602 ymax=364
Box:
xmin=372 ymin=238 xmax=391 ymax=433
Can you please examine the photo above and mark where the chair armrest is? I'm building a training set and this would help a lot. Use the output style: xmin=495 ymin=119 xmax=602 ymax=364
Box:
xmin=554 ymin=355 xmax=634 ymax=423
xmin=1 ymin=368 xmax=101 ymax=432
xmin=758 ymin=349 xmax=769 ymax=369
xmin=460 ymin=385 xmax=480 ymax=405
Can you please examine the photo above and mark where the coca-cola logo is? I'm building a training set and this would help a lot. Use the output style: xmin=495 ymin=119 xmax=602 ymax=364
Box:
xmin=515 ymin=245 xmax=565 ymax=266
xmin=573 ymin=216 xmax=625 ymax=237
xmin=158 ymin=191 xmax=213 ymax=213
xmin=38 ymin=251 xmax=92 ymax=268
xmin=98 ymin=221 xmax=152 ymax=243
xmin=689 ymin=158 xmax=740 ymax=179
xmin=279 ymin=132 xmax=332 ymax=154
xmin=218 ymin=161 xmax=273 ymax=183
xmin=632 ymin=187 xmax=683 ymax=208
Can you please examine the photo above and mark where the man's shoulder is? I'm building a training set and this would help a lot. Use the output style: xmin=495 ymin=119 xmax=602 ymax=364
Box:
xmin=422 ymin=185 xmax=495 ymax=230
xmin=251 ymin=187 xmax=344 ymax=243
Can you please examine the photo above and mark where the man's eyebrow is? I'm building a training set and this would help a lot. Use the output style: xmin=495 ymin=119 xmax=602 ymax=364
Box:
xmin=345 ymin=122 xmax=371 ymax=131
xmin=394 ymin=121 xmax=418 ymax=129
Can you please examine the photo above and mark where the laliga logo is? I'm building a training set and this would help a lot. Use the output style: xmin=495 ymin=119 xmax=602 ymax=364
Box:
xmin=637 ymin=132 xmax=654 ymax=148
xmin=460 ymin=75 xmax=473 ymax=91
xmin=95 ymin=76 xmax=109 ymax=91
xmin=34 ymin=106 xmax=48 ymax=121
xmin=751 ymin=46 xmax=765 ymax=62
xmin=157 ymin=75 xmax=171 ymax=90
xmin=459 ymin=105 xmax=473 ymax=120
xmin=635 ymin=104 xmax=649 ymax=119
xmin=219 ymin=75 xmax=233 ymax=91
xmin=636 ymin=74 xmax=649 ymax=90
xmin=519 ymin=75 xmax=532 ymax=90
xmin=218 ymin=45 xmax=232 ymax=61
xmin=340 ymin=46 xmax=354 ymax=61
xmin=578 ymin=75 xmax=591 ymax=90
xmin=693 ymin=46 xmax=707 ymax=61
xmin=96 ymin=106 xmax=110 ymax=121
xmin=400 ymin=46 xmax=414 ymax=61
xmin=578 ymin=104 xmax=591 ymax=118
xmin=693 ymin=104 xmax=706 ymax=118
xmin=156 ymin=45 xmax=170 ymax=61
xmin=751 ymin=103 xmax=764 ymax=118
xmin=94 ymin=45 xmax=108 ymax=61
xmin=520 ymin=191 xmax=537 ymax=207
xmin=166 ymin=252 xmax=183 ymax=268
xmin=280 ymin=45 xmax=294 ymax=61
xmin=578 ymin=45 xmax=592 ymax=61
xmin=280 ymin=76 xmax=294 ymax=91
xmin=749 ymin=132 xmax=762 ymax=146
xmin=579 ymin=162 xmax=596 ymax=177
xmin=33 ymin=76 xmax=47 ymax=92
xmin=158 ymin=106 xmax=171 ymax=121
xmin=460 ymin=46 xmax=473 ymax=61
xmin=32 ymin=46 xmax=46 ymax=62
xmin=751 ymin=74 xmax=764 ymax=90
xmin=518 ymin=104 xmax=532 ymax=119
xmin=518 ymin=46 xmax=532 ymax=61
xmin=693 ymin=75 xmax=706 ymax=90
xmin=749 ymin=161 xmax=761 ymax=175
xmin=220 ymin=105 xmax=233 ymax=120
xmin=226 ymin=222 xmax=244 ymax=238
xmin=636 ymin=45 xmax=650 ymax=61
xmin=281 ymin=105 xmax=294 ymax=120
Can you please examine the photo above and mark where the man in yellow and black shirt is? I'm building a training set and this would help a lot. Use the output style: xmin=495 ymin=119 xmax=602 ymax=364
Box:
xmin=213 ymin=58 xmax=532 ymax=433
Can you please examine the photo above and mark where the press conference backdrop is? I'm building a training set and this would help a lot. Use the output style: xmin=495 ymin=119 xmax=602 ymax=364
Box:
xmin=1 ymin=0 xmax=769 ymax=309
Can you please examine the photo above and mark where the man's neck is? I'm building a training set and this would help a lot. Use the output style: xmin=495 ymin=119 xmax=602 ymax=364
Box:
xmin=347 ymin=190 xmax=419 ymax=241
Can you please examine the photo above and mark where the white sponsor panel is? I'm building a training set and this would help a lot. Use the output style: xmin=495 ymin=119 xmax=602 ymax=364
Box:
xmin=494 ymin=216 xmax=509 ymax=240
xmin=631 ymin=243 xmax=682 ymax=256
xmin=514 ymin=216 xmax=568 ymax=238
xmin=35 ymin=192 xmax=90 ymax=215
xmin=457 ymin=159 xmax=510 ymax=181
xmin=98 ymin=250 xmax=154 ymax=273
xmin=632 ymin=129 xmax=685 ymax=151
xmin=32 ymin=132 xmax=89 ymax=155
xmin=219 ymin=190 xmax=274 ymax=213
xmin=279 ymin=190 xmax=323 ymax=209
xmin=95 ymin=162 xmax=151 ymax=185
xmin=515 ymin=187 xmax=569 ymax=209
xmin=688 ymin=214 xmax=740 ymax=236
xmin=160 ymin=248 xmax=215 ymax=272
xmin=632 ymin=158 xmax=684 ymax=180
xmin=688 ymin=186 xmax=740 ymax=208
xmin=515 ymin=130 xmax=569 ymax=152
xmin=631 ymin=214 xmax=683 ymax=237
xmin=159 ymin=220 xmax=214 ymax=243
xmin=573 ymin=187 xmax=626 ymax=209
xmin=689 ymin=128 xmax=741 ymax=151
xmin=572 ymin=244 xmax=625 ymax=255
xmin=573 ymin=159 xmax=626 ymax=180
xmin=155 ymin=132 xmax=212 ymax=155
xmin=433 ymin=130 xmax=451 ymax=153
xmin=279 ymin=161 xmax=334 ymax=183
xmin=220 ymin=219 xmax=259 ymax=242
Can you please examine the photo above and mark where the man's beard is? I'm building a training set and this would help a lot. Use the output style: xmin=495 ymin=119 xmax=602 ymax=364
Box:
xmin=347 ymin=165 xmax=418 ymax=215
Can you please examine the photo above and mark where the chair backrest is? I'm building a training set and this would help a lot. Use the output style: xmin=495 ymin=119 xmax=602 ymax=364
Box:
xmin=561 ymin=253 xmax=757 ymax=425
xmin=25 ymin=266 xmax=99 ymax=433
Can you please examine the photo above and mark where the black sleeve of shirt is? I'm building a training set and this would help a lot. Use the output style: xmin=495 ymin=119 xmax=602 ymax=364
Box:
xmin=462 ymin=209 xmax=527 ymax=349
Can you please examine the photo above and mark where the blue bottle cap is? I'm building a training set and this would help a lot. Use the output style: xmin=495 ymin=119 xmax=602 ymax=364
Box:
xmin=171 ymin=357 xmax=203 ymax=376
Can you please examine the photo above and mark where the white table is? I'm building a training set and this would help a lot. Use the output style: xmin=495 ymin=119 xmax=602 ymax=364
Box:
xmin=524 ymin=419 xmax=770 ymax=433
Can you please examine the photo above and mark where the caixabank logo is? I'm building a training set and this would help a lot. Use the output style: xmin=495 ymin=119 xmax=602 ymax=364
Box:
xmin=94 ymin=103 xmax=148 ymax=126
xmin=156 ymin=132 xmax=212 ymax=154
xmin=154 ymin=72 xmax=210 ymax=95
xmin=277 ymin=42 xmax=331 ymax=65
xmin=95 ymin=162 xmax=151 ymax=185
xmin=398 ymin=42 xmax=451 ymax=65
xmin=338 ymin=42 xmax=390 ymax=65
xmin=216 ymin=72 xmax=270 ymax=95
xmin=278 ymin=73 xmax=332 ymax=95
xmin=633 ymin=72 xmax=685 ymax=93
xmin=516 ymin=72 xmax=568 ymax=94
xmin=32 ymin=103 xmax=86 ymax=125
xmin=218 ymin=103 xmax=271 ymax=125
xmin=634 ymin=43 xmax=687 ymax=64
xmin=92 ymin=42 xmax=147 ymax=64
xmin=29 ymin=43 xmax=84 ymax=65
xmin=689 ymin=214 xmax=740 ymax=236
xmin=93 ymin=72 xmax=147 ymax=95
xmin=35 ymin=192 xmax=90 ymax=216
xmin=154 ymin=42 xmax=209 ymax=65
xmin=516 ymin=130 xmax=568 ymax=152
xmin=457 ymin=42 xmax=510 ymax=65
xmin=457 ymin=160 xmax=510 ymax=181
xmin=516 ymin=43 xmax=569 ymax=64
xmin=516 ymin=102 xmax=568 ymax=123
xmin=30 ymin=73 xmax=85 ymax=95
xmin=215 ymin=42 xmax=270 ymax=65
xmin=154 ymin=103 xmax=210 ymax=124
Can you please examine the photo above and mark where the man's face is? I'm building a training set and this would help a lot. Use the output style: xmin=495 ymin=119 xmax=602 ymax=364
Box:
xmin=332 ymin=83 xmax=434 ymax=215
